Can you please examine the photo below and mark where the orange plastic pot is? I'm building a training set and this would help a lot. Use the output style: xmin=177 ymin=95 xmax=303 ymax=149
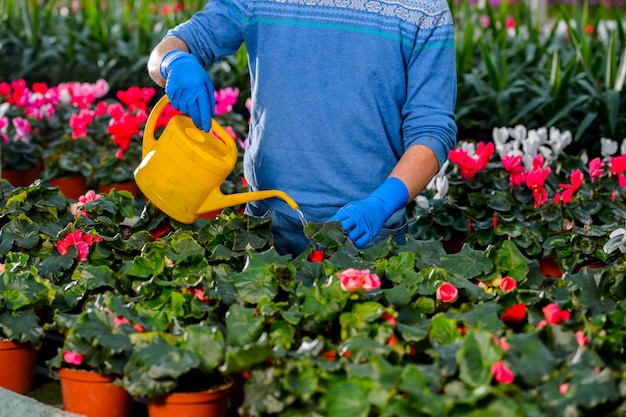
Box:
xmin=59 ymin=368 xmax=133 ymax=417
xmin=147 ymin=377 xmax=233 ymax=417
xmin=49 ymin=176 xmax=88 ymax=200
xmin=0 ymin=340 xmax=37 ymax=394
xmin=2 ymin=164 xmax=42 ymax=188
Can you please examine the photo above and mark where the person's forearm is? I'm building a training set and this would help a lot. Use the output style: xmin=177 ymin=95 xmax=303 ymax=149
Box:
xmin=147 ymin=36 xmax=190 ymax=87
xmin=389 ymin=144 xmax=440 ymax=201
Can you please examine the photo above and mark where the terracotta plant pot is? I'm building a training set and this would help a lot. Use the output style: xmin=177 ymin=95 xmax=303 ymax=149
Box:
xmin=0 ymin=339 xmax=38 ymax=394
xmin=147 ymin=377 xmax=233 ymax=417
xmin=59 ymin=368 xmax=133 ymax=417
xmin=2 ymin=163 xmax=42 ymax=188
xmin=49 ymin=175 xmax=88 ymax=201
xmin=99 ymin=181 xmax=142 ymax=199
xmin=539 ymin=258 xmax=563 ymax=278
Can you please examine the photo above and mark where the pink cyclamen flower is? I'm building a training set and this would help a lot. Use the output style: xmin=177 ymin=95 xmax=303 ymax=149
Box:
xmin=337 ymin=268 xmax=381 ymax=292
xmin=610 ymin=154 xmax=626 ymax=176
xmin=63 ymin=351 xmax=85 ymax=366
xmin=542 ymin=303 xmax=571 ymax=325
xmin=558 ymin=169 xmax=584 ymax=204
xmin=575 ymin=330 xmax=588 ymax=346
xmin=214 ymin=87 xmax=239 ymax=115
xmin=526 ymin=156 xmax=552 ymax=208
xmin=491 ymin=360 xmax=514 ymax=384
xmin=588 ymin=157 xmax=605 ymax=183
xmin=499 ymin=276 xmax=517 ymax=292
xmin=436 ymin=282 xmax=458 ymax=303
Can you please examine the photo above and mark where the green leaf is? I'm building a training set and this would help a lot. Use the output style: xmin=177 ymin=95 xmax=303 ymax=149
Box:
xmin=457 ymin=329 xmax=501 ymax=387
xmin=429 ymin=313 xmax=461 ymax=345
xmin=441 ymin=245 xmax=493 ymax=279
xmin=565 ymin=268 xmax=616 ymax=317
xmin=494 ymin=240 xmax=531 ymax=281
xmin=285 ymin=361 xmax=318 ymax=400
xmin=505 ymin=332 xmax=555 ymax=386
xmin=231 ymin=253 xmax=281 ymax=304
xmin=225 ymin=304 xmax=265 ymax=346
xmin=402 ymin=238 xmax=446 ymax=269
xmin=184 ymin=324 xmax=225 ymax=372
xmin=0 ymin=309 xmax=43 ymax=346
xmin=323 ymin=379 xmax=370 ymax=417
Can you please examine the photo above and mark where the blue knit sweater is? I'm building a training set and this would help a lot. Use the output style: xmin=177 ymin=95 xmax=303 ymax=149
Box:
xmin=168 ymin=0 xmax=457 ymax=222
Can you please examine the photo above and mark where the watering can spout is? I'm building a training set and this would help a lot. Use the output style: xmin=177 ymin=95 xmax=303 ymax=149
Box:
xmin=134 ymin=95 xmax=300 ymax=224
xmin=198 ymin=188 xmax=299 ymax=215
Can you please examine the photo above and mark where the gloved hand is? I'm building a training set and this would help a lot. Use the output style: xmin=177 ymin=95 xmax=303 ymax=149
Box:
xmin=160 ymin=50 xmax=216 ymax=132
xmin=329 ymin=177 xmax=409 ymax=248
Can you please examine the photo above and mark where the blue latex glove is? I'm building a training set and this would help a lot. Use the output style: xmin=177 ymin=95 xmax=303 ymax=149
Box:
xmin=160 ymin=50 xmax=216 ymax=132
xmin=329 ymin=177 xmax=409 ymax=248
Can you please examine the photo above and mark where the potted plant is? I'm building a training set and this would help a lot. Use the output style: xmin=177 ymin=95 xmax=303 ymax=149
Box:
xmin=0 ymin=251 xmax=56 ymax=394
xmin=0 ymin=79 xmax=53 ymax=187
xmin=120 ymin=325 xmax=232 ymax=417
xmin=47 ymin=293 xmax=148 ymax=417
xmin=40 ymin=132 xmax=97 ymax=199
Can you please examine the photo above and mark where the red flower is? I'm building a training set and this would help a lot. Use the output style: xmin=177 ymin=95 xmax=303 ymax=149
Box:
xmin=308 ymin=250 xmax=324 ymax=262
xmin=491 ymin=360 xmax=514 ymax=384
xmin=500 ymin=303 xmax=527 ymax=326
xmin=575 ymin=330 xmax=588 ymax=346
xmin=436 ymin=282 xmax=458 ymax=304
xmin=499 ymin=276 xmax=517 ymax=292
xmin=542 ymin=303 xmax=570 ymax=324
xmin=381 ymin=312 xmax=397 ymax=326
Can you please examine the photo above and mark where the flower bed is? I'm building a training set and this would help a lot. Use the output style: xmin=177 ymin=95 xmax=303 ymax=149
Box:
xmin=1 ymin=177 xmax=626 ymax=416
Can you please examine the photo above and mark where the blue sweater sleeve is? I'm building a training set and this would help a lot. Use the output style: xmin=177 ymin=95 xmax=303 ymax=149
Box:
xmin=402 ymin=18 xmax=457 ymax=169
xmin=166 ymin=0 xmax=246 ymax=67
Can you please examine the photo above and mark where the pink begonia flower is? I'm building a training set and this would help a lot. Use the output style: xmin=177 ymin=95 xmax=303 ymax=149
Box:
xmin=499 ymin=276 xmax=517 ymax=292
xmin=542 ymin=303 xmax=570 ymax=325
xmin=0 ymin=263 xmax=4 ymax=273
xmin=64 ymin=351 xmax=85 ymax=366
xmin=588 ymin=157 xmax=605 ymax=183
xmin=114 ymin=316 xmax=130 ymax=328
xmin=494 ymin=336 xmax=510 ymax=352
xmin=70 ymin=190 xmax=101 ymax=217
xmin=55 ymin=230 xmax=102 ymax=261
xmin=559 ymin=382 xmax=569 ymax=395
xmin=619 ymin=175 xmax=626 ymax=188
xmin=491 ymin=360 xmax=514 ymax=384
xmin=575 ymin=330 xmax=588 ymax=346
xmin=337 ymin=268 xmax=381 ymax=292
xmin=436 ymin=282 xmax=458 ymax=303
xmin=186 ymin=287 xmax=211 ymax=302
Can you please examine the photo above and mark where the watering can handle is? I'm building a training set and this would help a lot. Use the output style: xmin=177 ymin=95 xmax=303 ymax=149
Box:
xmin=142 ymin=95 xmax=170 ymax=159
xmin=142 ymin=95 xmax=236 ymax=160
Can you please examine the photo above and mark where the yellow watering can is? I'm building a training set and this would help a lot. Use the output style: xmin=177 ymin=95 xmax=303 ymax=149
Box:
xmin=134 ymin=95 xmax=299 ymax=224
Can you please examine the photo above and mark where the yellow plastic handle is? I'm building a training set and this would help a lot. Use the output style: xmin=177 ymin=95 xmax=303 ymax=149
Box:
xmin=142 ymin=95 xmax=169 ymax=159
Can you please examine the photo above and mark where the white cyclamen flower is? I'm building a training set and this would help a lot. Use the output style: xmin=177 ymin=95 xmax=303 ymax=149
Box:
xmin=601 ymin=138 xmax=618 ymax=158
